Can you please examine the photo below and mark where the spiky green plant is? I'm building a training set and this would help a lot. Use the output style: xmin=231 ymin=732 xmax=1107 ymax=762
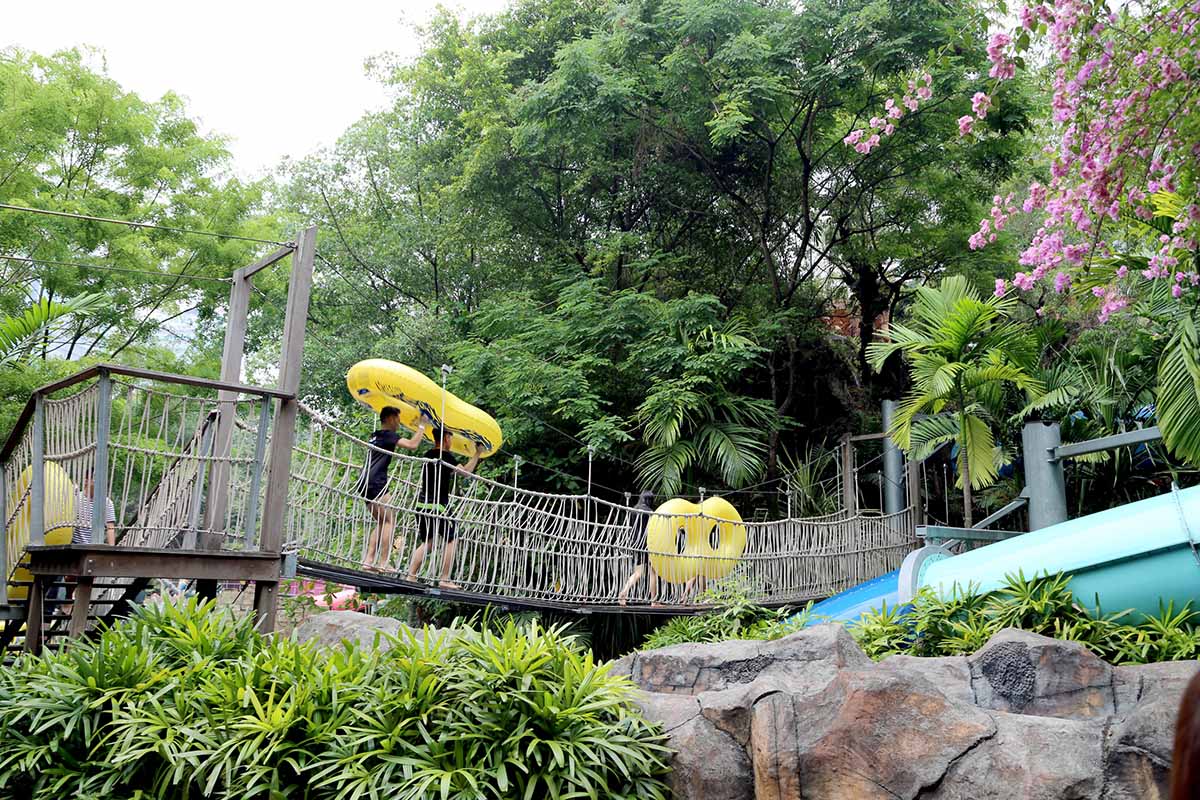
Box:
xmin=0 ymin=598 xmax=672 ymax=800
xmin=868 ymin=275 xmax=1043 ymax=525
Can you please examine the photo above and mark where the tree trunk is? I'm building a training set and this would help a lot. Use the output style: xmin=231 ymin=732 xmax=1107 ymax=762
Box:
xmin=959 ymin=419 xmax=974 ymax=528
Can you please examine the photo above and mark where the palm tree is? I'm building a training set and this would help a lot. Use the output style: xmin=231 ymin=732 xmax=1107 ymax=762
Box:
xmin=0 ymin=294 xmax=105 ymax=368
xmin=635 ymin=322 xmax=775 ymax=495
xmin=867 ymin=276 xmax=1042 ymax=526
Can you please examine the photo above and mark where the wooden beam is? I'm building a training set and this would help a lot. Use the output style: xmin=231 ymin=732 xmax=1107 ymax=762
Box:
xmin=256 ymin=225 xmax=317 ymax=632
xmin=25 ymin=545 xmax=281 ymax=582
xmin=68 ymin=577 xmax=93 ymax=639
xmin=239 ymin=244 xmax=295 ymax=278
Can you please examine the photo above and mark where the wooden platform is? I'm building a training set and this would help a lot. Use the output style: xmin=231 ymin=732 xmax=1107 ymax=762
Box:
xmin=25 ymin=545 xmax=281 ymax=581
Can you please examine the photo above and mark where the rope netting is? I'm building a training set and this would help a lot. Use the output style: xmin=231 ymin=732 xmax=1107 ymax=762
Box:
xmin=284 ymin=404 xmax=918 ymax=606
xmin=3 ymin=378 xmax=273 ymax=620
xmin=3 ymin=372 xmax=918 ymax=613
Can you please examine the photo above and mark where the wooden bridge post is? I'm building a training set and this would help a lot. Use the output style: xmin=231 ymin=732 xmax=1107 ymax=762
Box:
xmin=90 ymin=370 xmax=112 ymax=545
xmin=0 ymin=466 xmax=6 ymax=606
xmin=30 ymin=393 xmax=45 ymax=547
xmin=839 ymin=434 xmax=856 ymax=516
xmin=254 ymin=226 xmax=316 ymax=632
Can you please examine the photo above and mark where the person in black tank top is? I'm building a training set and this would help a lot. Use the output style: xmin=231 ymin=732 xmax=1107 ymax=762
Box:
xmin=405 ymin=425 xmax=482 ymax=589
xmin=359 ymin=407 xmax=428 ymax=571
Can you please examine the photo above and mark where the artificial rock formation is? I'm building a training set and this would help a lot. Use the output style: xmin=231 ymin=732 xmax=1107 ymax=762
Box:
xmin=610 ymin=625 xmax=1196 ymax=800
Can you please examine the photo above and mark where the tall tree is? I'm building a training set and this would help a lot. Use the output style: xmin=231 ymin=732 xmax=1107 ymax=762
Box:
xmin=0 ymin=47 xmax=271 ymax=362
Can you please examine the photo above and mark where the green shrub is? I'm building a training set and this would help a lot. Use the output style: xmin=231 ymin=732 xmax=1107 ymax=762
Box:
xmin=848 ymin=571 xmax=1200 ymax=666
xmin=0 ymin=598 xmax=671 ymax=800
xmin=640 ymin=581 xmax=809 ymax=649
xmin=639 ymin=573 xmax=1200 ymax=669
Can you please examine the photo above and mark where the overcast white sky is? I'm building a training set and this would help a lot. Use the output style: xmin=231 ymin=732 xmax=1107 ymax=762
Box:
xmin=5 ymin=0 xmax=510 ymax=178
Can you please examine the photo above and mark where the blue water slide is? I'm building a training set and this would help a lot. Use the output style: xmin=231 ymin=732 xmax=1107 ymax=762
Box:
xmin=801 ymin=484 xmax=1200 ymax=624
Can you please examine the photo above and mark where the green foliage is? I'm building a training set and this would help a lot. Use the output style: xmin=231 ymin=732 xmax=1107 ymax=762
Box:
xmin=847 ymin=572 xmax=1200 ymax=666
xmin=0 ymin=598 xmax=671 ymax=800
xmin=0 ymin=294 xmax=105 ymax=368
xmin=641 ymin=580 xmax=810 ymax=649
xmin=869 ymin=275 xmax=1042 ymax=524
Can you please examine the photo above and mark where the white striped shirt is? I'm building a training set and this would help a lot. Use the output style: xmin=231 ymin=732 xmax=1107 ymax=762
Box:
xmin=73 ymin=492 xmax=116 ymax=544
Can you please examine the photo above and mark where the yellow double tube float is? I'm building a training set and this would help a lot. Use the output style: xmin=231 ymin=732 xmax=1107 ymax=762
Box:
xmin=646 ymin=497 xmax=748 ymax=583
xmin=346 ymin=359 xmax=503 ymax=458
xmin=6 ymin=463 xmax=76 ymax=601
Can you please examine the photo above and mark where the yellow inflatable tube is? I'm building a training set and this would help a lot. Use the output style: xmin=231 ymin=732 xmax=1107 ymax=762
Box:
xmin=346 ymin=359 xmax=503 ymax=459
xmin=646 ymin=497 xmax=747 ymax=583
xmin=6 ymin=462 xmax=76 ymax=601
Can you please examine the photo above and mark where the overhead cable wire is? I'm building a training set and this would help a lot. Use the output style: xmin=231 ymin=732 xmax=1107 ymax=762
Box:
xmin=0 ymin=253 xmax=233 ymax=284
xmin=0 ymin=203 xmax=289 ymax=246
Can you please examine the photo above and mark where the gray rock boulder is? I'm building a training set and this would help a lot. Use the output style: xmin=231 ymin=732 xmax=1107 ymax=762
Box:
xmin=626 ymin=624 xmax=868 ymax=695
xmin=292 ymin=610 xmax=460 ymax=652
xmin=780 ymin=668 xmax=997 ymax=799
xmin=969 ymin=629 xmax=1114 ymax=720
xmin=621 ymin=624 xmax=1193 ymax=800
xmin=1103 ymin=691 xmax=1185 ymax=799
xmin=926 ymin=711 xmax=1104 ymax=800
xmin=666 ymin=713 xmax=755 ymax=800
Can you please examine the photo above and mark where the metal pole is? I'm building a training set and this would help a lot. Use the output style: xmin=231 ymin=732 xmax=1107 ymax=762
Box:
xmin=586 ymin=446 xmax=594 ymax=497
xmin=839 ymin=434 xmax=856 ymax=515
xmin=881 ymin=399 xmax=905 ymax=515
xmin=1022 ymin=420 xmax=1069 ymax=530
xmin=91 ymin=369 xmax=112 ymax=545
xmin=203 ymin=266 xmax=254 ymax=546
xmin=255 ymin=225 xmax=316 ymax=631
xmin=30 ymin=393 xmax=45 ymax=547
xmin=512 ymin=456 xmax=521 ymax=489
xmin=242 ymin=399 xmax=271 ymax=548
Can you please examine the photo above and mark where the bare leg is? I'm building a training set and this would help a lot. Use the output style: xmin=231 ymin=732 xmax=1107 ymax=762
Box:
xmin=648 ymin=568 xmax=662 ymax=607
xmin=617 ymin=565 xmax=645 ymax=606
xmin=377 ymin=507 xmax=397 ymax=570
xmin=438 ymin=540 xmax=459 ymax=589
xmin=407 ymin=541 xmax=428 ymax=581
xmin=364 ymin=498 xmax=387 ymax=569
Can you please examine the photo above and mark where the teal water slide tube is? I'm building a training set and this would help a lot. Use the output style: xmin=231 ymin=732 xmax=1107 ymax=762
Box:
xmin=807 ymin=484 xmax=1200 ymax=623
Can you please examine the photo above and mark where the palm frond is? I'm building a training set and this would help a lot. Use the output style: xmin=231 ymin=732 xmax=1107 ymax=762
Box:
xmin=0 ymin=294 xmax=105 ymax=368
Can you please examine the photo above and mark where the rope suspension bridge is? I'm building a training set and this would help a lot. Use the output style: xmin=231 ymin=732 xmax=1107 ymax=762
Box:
xmin=0 ymin=219 xmax=927 ymax=654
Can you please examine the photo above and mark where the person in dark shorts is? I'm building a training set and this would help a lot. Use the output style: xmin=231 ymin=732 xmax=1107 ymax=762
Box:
xmin=617 ymin=490 xmax=661 ymax=606
xmin=357 ymin=407 xmax=427 ymax=571
xmin=405 ymin=425 xmax=482 ymax=588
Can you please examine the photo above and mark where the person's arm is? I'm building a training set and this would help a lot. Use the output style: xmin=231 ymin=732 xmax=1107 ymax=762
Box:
xmin=106 ymin=501 xmax=117 ymax=546
xmin=457 ymin=443 xmax=484 ymax=475
xmin=396 ymin=420 xmax=428 ymax=451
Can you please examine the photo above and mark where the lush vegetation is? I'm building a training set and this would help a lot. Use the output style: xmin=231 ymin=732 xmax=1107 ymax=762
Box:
xmin=0 ymin=599 xmax=671 ymax=800
xmin=637 ymin=574 xmax=1200 ymax=666
xmin=850 ymin=572 xmax=1200 ymax=665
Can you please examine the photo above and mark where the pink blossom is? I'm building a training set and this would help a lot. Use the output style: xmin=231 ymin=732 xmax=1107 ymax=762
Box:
xmin=994 ymin=278 xmax=1008 ymax=297
xmin=957 ymin=115 xmax=974 ymax=136
xmin=903 ymin=95 xmax=919 ymax=112
xmin=1021 ymin=5 xmax=1037 ymax=29
xmin=972 ymin=92 xmax=992 ymax=118
xmin=1054 ymin=271 xmax=1072 ymax=292
xmin=916 ymin=85 xmax=932 ymax=100
xmin=843 ymin=130 xmax=864 ymax=146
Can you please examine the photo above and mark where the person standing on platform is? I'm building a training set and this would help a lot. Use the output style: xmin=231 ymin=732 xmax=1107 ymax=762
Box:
xmin=357 ymin=407 xmax=426 ymax=571
xmin=405 ymin=425 xmax=482 ymax=589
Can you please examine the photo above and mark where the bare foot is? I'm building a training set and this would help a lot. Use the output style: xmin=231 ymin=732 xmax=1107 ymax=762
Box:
xmin=405 ymin=573 xmax=419 ymax=583
xmin=618 ymin=597 xmax=628 ymax=607
xmin=650 ymin=602 xmax=664 ymax=608
xmin=437 ymin=580 xmax=460 ymax=590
